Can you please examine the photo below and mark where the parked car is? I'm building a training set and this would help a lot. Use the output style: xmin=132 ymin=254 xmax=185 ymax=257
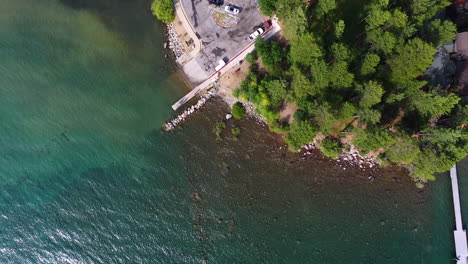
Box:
xmin=248 ymin=28 xmax=264 ymax=41
xmin=224 ymin=5 xmax=240 ymax=14
xmin=208 ymin=0 xmax=223 ymax=6
xmin=215 ymin=59 xmax=226 ymax=71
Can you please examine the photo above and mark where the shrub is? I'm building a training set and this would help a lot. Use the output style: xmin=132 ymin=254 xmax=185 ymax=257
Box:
xmin=285 ymin=120 xmax=317 ymax=151
xmin=232 ymin=102 xmax=247 ymax=119
xmin=258 ymin=0 xmax=277 ymax=16
xmin=151 ymin=0 xmax=175 ymax=24
xmin=320 ymin=137 xmax=343 ymax=159
xmin=214 ymin=122 xmax=225 ymax=140
xmin=232 ymin=127 xmax=241 ymax=141
xmin=384 ymin=138 xmax=420 ymax=163
xmin=353 ymin=127 xmax=395 ymax=154
xmin=246 ymin=51 xmax=258 ymax=64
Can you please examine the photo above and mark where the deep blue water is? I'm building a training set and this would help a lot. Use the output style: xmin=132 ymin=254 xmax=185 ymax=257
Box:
xmin=0 ymin=0 xmax=465 ymax=263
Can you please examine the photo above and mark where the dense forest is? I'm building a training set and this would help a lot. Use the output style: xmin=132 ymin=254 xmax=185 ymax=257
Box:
xmin=234 ymin=0 xmax=468 ymax=185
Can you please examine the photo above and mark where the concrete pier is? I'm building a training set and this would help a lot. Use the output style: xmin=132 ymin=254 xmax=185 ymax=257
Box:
xmin=451 ymin=164 xmax=468 ymax=264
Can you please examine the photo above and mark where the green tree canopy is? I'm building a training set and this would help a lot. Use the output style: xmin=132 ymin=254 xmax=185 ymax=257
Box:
xmin=360 ymin=53 xmax=380 ymax=75
xmin=259 ymin=0 xmax=277 ymax=16
xmin=320 ymin=137 xmax=343 ymax=159
xmin=151 ymin=0 xmax=175 ymax=24
xmin=290 ymin=66 xmax=312 ymax=99
xmin=358 ymin=108 xmax=382 ymax=125
xmin=286 ymin=120 xmax=318 ymax=151
xmin=310 ymin=59 xmax=329 ymax=92
xmin=353 ymin=128 xmax=395 ymax=153
xmin=366 ymin=30 xmax=397 ymax=55
xmin=385 ymin=138 xmax=420 ymax=163
xmin=425 ymin=19 xmax=457 ymax=45
xmin=331 ymin=43 xmax=351 ymax=62
xmin=356 ymin=81 xmax=384 ymax=108
xmin=311 ymin=103 xmax=336 ymax=133
xmin=386 ymin=8 xmax=408 ymax=29
xmin=334 ymin=20 xmax=345 ymax=39
xmin=264 ymin=79 xmax=288 ymax=107
xmin=328 ymin=61 xmax=354 ymax=89
xmin=315 ymin=0 xmax=336 ymax=17
xmin=232 ymin=102 xmax=247 ymax=119
xmin=388 ymin=38 xmax=436 ymax=88
xmin=366 ymin=9 xmax=391 ymax=30
xmin=290 ymin=33 xmax=322 ymax=66
xmin=409 ymin=91 xmax=460 ymax=119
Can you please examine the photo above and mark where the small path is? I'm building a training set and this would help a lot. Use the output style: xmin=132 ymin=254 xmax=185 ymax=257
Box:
xmin=174 ymin=1 xmax=202 ymax=66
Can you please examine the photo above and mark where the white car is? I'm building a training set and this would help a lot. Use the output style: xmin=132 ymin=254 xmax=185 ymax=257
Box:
xmin=248 ymin=28 xmax=264 ymax=41
xmin=215 ymin=59 xmax=226 ymax=71
xmin=225 ymin=5 xmax=240 ymax=14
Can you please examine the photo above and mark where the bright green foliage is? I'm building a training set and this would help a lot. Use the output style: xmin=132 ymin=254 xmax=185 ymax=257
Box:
xmin=328 ymin=61 xmax=354 ymax=89
xmin=257 ymin=107 xmax=280 ymax=123
xmin=255 ymin=39 xmax=284 ymax=73
xmin=450 ymin=105 xmax=468 ymax=127
xmin=331 ymin=43 xmax=351 ymax=62
xmin=151 ymin=0 xmax=175 ymax=24
xmin=368 ymin=0 xmax=389 ymax=9
xmin=356 ymin=81 xmax=384 ymax=108
xmin=385 ymin=138 xmax=420 ymax=163
xmin=263 ymin=79 xmax=287 ymax=107
xmin=358 ymin=108 xmax=381 ymax=125
xmin=425 ymin=19 xmax=457 ymax=45
xmin=231 ymin=127 xmax=241 ymax=140
xmin=311 ymin=103 xmax=336 ymax=134
xmin=388 ymin=38 xmax=436 ymax=88
xmin=214 ymin=122 xmax=226 ymax=140
xmin=285 ymin=120 xmax=317 ymax=151
xmin=232 ymin=102 xmax=246 ymax=119
xmin=410 ymin=0 xmax=451 ymax=26
xmin=237 ymin=0 xmax=464 ymax=182
xmin=290 ymin=33 xmax=322 ymax=66
xmin=315 ymin=0 xmax=336 ymax=17
xmin=283 ymin=7 xmax=308 ymax=40
xmin=320 ymin=137 xmax=343 ymax=159
xmin=366 ymin=30 xmax=397 ymax=55
xmin=246 ymin=51 xmax=257 ymax=64
xmin=409 ymin=91 xmax=460 ymax=119
xmin=360 ymin=53 xmax=380 ymax=75
xmin=366 ymin=9 xmax=391 ymax=30
xmin=275 ymin=0 xmax=304 ymax=24
xmin=353 ymin=128 xmax=395 ymax=154
xmin=337 ymin=102 xmax=357 ymax=120
xmin=310 ymin=59 xmax=329 ymax=92
xmin=259 ymin=0 xmax=277 ymax=15
xmin=411 ymin=128 xmax=468 ymax=181
xmin=291 ymin=66 xmax=312 ymax=99
xmin=334 ymin=20 xmax=345 ymax=39
xmin=387 ymin=9 xmax=408 ymax=29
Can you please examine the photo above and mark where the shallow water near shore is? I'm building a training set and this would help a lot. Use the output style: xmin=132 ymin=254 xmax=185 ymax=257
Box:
xmin=0 ymin=0 xmax=465 ymax=263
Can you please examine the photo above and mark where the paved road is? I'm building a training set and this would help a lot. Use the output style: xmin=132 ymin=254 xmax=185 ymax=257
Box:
xmin=172 ymin=20 xmax=281 ymax=110
xmin=180 ymin=0 xmax=264 ymax=75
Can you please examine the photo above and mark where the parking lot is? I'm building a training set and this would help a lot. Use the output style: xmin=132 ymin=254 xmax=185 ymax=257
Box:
xmin=180 ymin=0 xmax=265 ymax=75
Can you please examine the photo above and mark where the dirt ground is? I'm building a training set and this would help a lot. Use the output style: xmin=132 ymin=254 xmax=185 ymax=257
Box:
xmin=279 ymin=103 xmax=298 ymax=124
xmin=217 ymin=60 xmax=250 ymax=107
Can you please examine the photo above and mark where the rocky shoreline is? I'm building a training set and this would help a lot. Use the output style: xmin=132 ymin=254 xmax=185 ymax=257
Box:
xmin=301 ymin=143 xmax=380 ymax=176
xmin=165 ymin=23 xmax=184 ymax=58
xmin=164 ymin=88 xmax=218 ymax=131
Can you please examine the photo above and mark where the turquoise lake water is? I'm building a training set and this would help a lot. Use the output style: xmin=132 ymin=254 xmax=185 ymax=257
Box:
xmin=0 ymin=0 xmax=466 ymax=263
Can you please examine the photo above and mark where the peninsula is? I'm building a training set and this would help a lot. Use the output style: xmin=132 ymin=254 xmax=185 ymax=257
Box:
xmin=152 ymin=0 xmax=468 ymax=186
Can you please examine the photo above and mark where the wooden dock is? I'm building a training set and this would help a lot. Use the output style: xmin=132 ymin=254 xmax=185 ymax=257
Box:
xmin=451 ymin=164 xmax=468 ymax=264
